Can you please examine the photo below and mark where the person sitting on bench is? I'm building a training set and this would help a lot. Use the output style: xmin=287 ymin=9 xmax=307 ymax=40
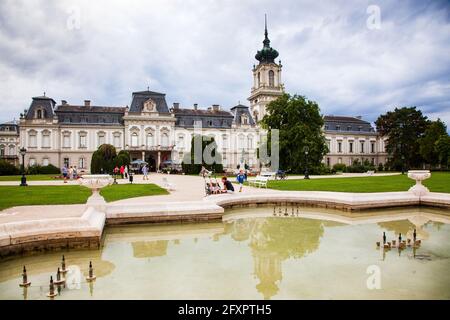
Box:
xmin=221 ymin=176 xmax=234 ymax=193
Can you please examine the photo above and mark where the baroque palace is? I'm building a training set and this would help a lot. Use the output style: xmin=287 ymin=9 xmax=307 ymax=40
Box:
xmin=0 ymin=22 xmax=387 ymax=172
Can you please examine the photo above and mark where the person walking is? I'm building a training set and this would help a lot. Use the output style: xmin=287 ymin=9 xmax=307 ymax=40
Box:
xmin=119 ymin=165 xmax=125 ymax=179
xmin=142 ymin=165 xmax=149 ymax=180
xmin=73 ymin=166 xmax=78 ymax=179
xmin=236 ymin=169 xmax=246 ymax=192
xmin=124 ymin=165 xmax=129 ymax=179
xmin=68 ymin=166 xmax=73 ymax=180
xmin=62 ymin=165 xmax=68 ymax=183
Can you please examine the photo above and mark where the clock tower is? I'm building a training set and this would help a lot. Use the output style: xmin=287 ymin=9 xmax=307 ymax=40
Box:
xmin=248 ymin=15 xmax=284 ymax=123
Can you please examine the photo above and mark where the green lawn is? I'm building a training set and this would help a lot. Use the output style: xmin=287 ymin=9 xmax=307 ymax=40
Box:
xmin=0 ymin=186 xmax=92 ymax=211
xmin=99 ymin=183 xmax=169 ymax=202
xmin=0 ymin=174 xmax=59 ymax=181
xmin=267 ymin=172 xmax=450 ymax=193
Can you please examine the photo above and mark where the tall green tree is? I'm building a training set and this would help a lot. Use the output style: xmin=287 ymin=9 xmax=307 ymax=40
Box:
xmin=182 ymin=135 xmax=223 ymax=174
xmin=90 ymin=144 xmax=117 ymax=174
xmin=419 ymin=119 xmax=447 ymax=166
xmin=436 ymin=134 xmax=450 ymax=168
xmin=375 ymin=107 xmax=429 ymax=170
xmin=261 ymin=93 xmax=328 ymax=173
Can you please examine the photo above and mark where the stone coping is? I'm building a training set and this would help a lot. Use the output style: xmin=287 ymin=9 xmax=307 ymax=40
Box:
xmin=205 ymin=191 xmax=425 ymax=210
xmin=0 ymin=207 xmax=105 ymax=257
xmin=1 ymin=190 xmax=450 ymax=258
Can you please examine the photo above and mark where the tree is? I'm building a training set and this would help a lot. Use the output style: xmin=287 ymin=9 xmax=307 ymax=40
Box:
xmin=90 ymin=144 xmax=117 ymax=174
xmin=261 ymin=93 xmax=328 ymax=173
xmin=375 ymin=107 xmax=429 ymax=170
xmin=182 ymin=135 xmax=223 ymax=174
xmin=419 ymin=119 xmax=447 ymax=166
xmin=115 ymin=150 xmax=131 ymax=167
xmin=436 ymin=134 xmax=450 ymax=168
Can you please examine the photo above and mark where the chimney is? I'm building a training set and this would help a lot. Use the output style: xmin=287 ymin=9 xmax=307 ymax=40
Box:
xmin=61 ymin=100 xmax=67 ymax=105
xmin=173 ymin=102 xmax=180 ymax=110
xmin=193 ymin=103 xmax=198 ymax=110
xmin=84 ymin=100 xmax=91 ymax=107
xmin=212 ymin=104 xmax=220 ymax=112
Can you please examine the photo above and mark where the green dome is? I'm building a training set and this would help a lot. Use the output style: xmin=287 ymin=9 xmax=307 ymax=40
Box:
xmin=255 ymin=17 xmax=279 ymax=64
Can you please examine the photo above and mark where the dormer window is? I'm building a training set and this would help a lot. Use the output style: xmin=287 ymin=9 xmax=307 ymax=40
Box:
xmin=347 ymin=126 xmax=352 ymax=131
xmin=336 ymin=125 xmax=341 ymax=131
xmin=36 ymin=109 xmax=43 ymax=119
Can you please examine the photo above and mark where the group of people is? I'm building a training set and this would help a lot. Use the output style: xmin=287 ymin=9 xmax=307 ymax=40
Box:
xmin=113 ymin=165 xmax=130 ymax=179
xmin=61 ymin=165 xmax=79 ymax=182
xmin=205 ymin=169 xmax=247 ymax=195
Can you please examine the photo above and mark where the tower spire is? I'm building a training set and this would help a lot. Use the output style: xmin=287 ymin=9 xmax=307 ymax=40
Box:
xmin=264 ymin=14 xmax=268 ymax=40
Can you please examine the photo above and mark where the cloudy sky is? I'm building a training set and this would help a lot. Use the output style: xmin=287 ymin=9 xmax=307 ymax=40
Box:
xmin=0 ymin=0 xmax=449 ymax=129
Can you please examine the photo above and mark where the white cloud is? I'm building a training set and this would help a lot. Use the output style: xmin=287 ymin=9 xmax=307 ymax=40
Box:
xmin=0 ymin=0 xmax=449 ymax=131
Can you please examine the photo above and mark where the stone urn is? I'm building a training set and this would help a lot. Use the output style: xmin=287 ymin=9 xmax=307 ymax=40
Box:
xmin=78 ymin=174 xmax=114 ymax=191
xmin=407 ymin=170 xmax=431 ymax=197
xmin=78 ymin=174 xmax=114 ymax=209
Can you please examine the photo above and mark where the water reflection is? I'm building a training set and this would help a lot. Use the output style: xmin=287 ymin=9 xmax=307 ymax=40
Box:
xmin=0 ymin=206 xmax=449 ymax=300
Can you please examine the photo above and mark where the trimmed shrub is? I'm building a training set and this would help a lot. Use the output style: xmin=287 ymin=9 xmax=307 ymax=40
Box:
xmin=0 ymin=160 xmax=20 ymax=175
xmin=333 ymin=163 xmax=347 ymax=172
xmin=27 ymin=164 xmax=60 ymax=175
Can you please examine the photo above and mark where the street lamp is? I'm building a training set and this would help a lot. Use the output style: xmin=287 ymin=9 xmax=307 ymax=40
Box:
xmin=304 ymin=146 xmax=310 ymax=180
xmin=401 ymin=155 xmax=405 ymax=175
xmin=19 ymin=147 xmax=27 ymax=187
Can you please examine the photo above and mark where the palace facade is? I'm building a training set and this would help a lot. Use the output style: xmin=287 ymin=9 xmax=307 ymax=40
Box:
xmin=1 ymin=22 xmax=387 ymax=172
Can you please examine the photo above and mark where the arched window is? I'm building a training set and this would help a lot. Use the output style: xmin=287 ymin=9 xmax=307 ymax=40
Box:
xmin=42 ymin=158 xmax=49 ymax=166
xmin=9 ymin=145 xmax=15 ymax=155
xmin=238 ymin=134 xmax=245 ymax=149
xmin=37 ymin=109 xmax=42 ymax=119
xmin=131 ymin=132 xmax=139 ymax=147
xmin=161 ymin=132 xmax=169 ymax=147
xmin=269 ymin=70 xmax=275 ymax=87
xmin=0 ymin=145 xmax=4 ymax=156
xmin=247 ymin=135 xmax=253 ymax=149
xmin=257 ymin=72 xmax=261 ymax=87
xmin=42 ymin=130 xmax=50 ymax=148
xmin=146 ymin=133 xmax=154 ymax=147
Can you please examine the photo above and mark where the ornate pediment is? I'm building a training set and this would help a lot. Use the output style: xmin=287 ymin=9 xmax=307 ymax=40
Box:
xmin=143 ymin=98 xmax=157 ymax=113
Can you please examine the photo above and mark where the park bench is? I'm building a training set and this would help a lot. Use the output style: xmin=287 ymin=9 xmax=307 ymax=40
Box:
xmin=366 ymin=170 xmax=375 ymax=176
xmin=248 ymin=175 xmax=269 ymax=188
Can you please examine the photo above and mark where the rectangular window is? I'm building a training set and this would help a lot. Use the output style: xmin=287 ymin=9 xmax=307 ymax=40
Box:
xmin=79 ymin=158 xmax=85 ymax=169
xmin=63 ymin=135 xmax=71 ymax=148
xmin=43 ymin=158 xmax=49 ymax=166
xmin=98 ymin=133 xmax=106 ymax=146
xmin=63 ymin=158 xmax=70 ymax=168
xmin=349 ymin=142 xmax=353 ymax=153
xmin=360 ymin=141 xmax=365 ymax=153
xmin=336 ymin=125 xmax=341 ymax=131
xmin=371 ymin=142 xmax=375 ymax=153
xmin=42 ymin=133 xmax=50 ymax=148
xmin=338 ymin=142 xmax=342 ymax=153
xmin=114 ymin=134 xmax=121 ymax=148
xmin=29 ymin=134 xmax=37 ymax=148
xmin=79 ymin=134 xmax=87 ymax=148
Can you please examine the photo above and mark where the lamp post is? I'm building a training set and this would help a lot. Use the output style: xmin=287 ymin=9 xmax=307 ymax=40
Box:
xmin=19 ymin=147 xmax=27 ymax=187
xmin=401 ymin=155 xmax=405 ymax=175
xmin=304 ymin=146 xmax=310 ymax=180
